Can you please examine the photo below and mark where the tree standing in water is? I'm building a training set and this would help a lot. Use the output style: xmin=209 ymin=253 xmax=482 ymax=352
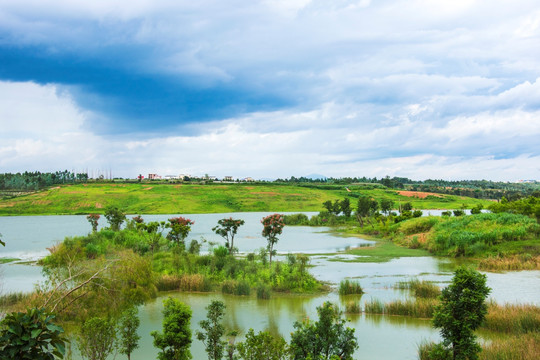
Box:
xmin=212 ymin=218 xmax=245 ymax=254
xmin=261 ymin=214 xmax=284 ymax=266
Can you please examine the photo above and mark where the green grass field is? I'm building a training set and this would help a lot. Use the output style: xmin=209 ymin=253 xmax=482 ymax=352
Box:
xmin=0 ymin=182 xmax=490 ymax=215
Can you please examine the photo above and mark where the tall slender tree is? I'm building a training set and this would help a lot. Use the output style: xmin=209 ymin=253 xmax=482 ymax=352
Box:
xmin=196 ymin=300 xmax=226 ymax=360
xmin=261 ymin=214 xmax=285 ymax=266
xmin=151 ymin=297 xmax=192 ymax=360
xmin=432 ymin=267 xmax=491 ymax=360
xmin=212 ymin=218 xmax=245 ymax=254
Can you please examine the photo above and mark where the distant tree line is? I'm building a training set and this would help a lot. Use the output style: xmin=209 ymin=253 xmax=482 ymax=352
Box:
xmin=0 ymin=171 xmax=88 ymax=191
xmin=274 ymin=176 xmax=539 ymax=200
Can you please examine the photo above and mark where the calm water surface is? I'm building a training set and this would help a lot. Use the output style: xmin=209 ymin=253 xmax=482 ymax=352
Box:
xmin=1 ymin=213 xmax=539 ymax=359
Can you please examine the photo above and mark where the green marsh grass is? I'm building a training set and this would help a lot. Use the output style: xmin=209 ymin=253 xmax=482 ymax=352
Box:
xmin=479 ymin=255 xmax=540 ymax=270
xmin=338 ymin=279 xmax=364 ymax=295
xmin=480 ymin=333 xmax=540 ymax=360
xmin=256 ymin=284 xmax=271 ymax=299
xmin=364 ymin=297 xmax=438 ymax=318
xmin=345 ymin=301 xmax=361 ymax=314
xmin=364 ymin=299 xmax=384 ymax=314
xmin=484 ymin=303 xmax=540 ymax=334
xmin=395 ymin=279 xmax=441 ymax=298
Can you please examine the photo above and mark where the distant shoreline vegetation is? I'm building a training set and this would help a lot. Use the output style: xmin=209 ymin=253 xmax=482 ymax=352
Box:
xmin=1 ymin=171 xmax=539 ymax=200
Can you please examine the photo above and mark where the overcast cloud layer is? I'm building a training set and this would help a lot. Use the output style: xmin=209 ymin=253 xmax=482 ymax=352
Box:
xmin=1 ymin=0 xmax=539 ymax=180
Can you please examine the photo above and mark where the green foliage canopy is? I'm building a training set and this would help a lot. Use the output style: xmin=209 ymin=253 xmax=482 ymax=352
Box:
xmin=212 ymin=218 xmax=245 ymax=253
xmin=289 ymin=302 xmax=358 ymax=360
xmin=432 ymin=267 xmax=491 ymax=360
xmin=261 ymin=214 xmax=285 ymax=265
xmin=196 ymin=300 xmax=226 ymax=360
xmin=151 ymin=297 xmax=192 ymax=360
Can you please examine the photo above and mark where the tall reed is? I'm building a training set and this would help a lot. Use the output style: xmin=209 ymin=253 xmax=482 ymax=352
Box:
xmin=363 ymin=298 xmax=437 ymax=318
xmin=395 ymin=279 xmax=441 ymax=298
xmin=339 ymin=279 xmax=364 ymax=295
xmin=480 ymin=334 xmax=540 ymax=360
xmin=484 ymin=303 xmax=540 ymax=334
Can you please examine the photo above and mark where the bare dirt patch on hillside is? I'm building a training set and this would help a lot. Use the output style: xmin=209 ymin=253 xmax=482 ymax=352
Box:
xmin=397 ymin=191 xmax=443 ymax=199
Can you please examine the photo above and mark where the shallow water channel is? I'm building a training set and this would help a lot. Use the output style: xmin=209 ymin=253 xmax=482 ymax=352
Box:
xmin=1 ymin=213 xmax=539 ymax=359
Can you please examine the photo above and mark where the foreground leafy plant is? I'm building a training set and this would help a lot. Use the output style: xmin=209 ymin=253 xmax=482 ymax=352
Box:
xmin=0 ymin=307 xmax=66 ymax=359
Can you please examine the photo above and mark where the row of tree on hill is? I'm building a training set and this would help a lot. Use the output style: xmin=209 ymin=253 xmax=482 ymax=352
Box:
xmin=0 ymin=171 xmax=88 ymax=191
xmin=276 ymin=176 xmax=539 ymax=200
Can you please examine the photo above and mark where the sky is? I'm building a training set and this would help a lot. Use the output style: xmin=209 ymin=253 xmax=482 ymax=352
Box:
xmin=1 ymin=0 xmax=539 ymax=181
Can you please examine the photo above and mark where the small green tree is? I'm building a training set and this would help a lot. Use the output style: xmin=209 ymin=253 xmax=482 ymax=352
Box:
xmin=78 ymin=317 xmax=117 ymax=360
xmin=236 ymin=329 xmax=288 ymax=360
xmin=402 ymin=202 xmax=413 ymax=212
xmin=104 ymin=206 xmax=126 ymax=231
xmin=340 ymin=198 xmax=352 ymax=218
xmin=212 ymin=218 xmax=245 ymax=254
xmin=380 ymin=199 xmax=394 ymax=216
xmin=356 ymin=196 xmax=378 ymax=228
xmin=118 ymin=307 xmax=140 ymax=360
xmin=151 ymin=297 xmax=192 ymax=360
xmin=196 ymin=300 xmax=226 ymax=360
xmin=432 ymin=267 xmax=491 ymax=360
xmin=86 ymin=214 xmax=100 ymax=233
xmin=289 ymin=302 xmax=358 ymax=360
xmin=470 ymin=204 xmax=483 ymax=215
xmin=261 ymin=214 xmax=285 ymax=266
xmin=0 ymin=307 xmax=66 ymax=359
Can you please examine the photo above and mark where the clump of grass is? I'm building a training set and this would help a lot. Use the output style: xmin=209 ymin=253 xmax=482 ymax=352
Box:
xmin=399 ymin=216 xmax=439 ymax=235
xmin=339 ymin=279 xmax=364 ymax=295
xmin=345 ymin=301 xmax=361 ymax=314
xmin=0 ymin=292 xmax=31 ymax=307
xmin=385 ymin=299 xmax=438 ymax=318
xmin=364 ymin=298 xmax=438 ymax=318
xmin=156 ymin=274 xmax=182 ymax=291
xmin=363 ymin=299 xmax=384 ymax=314
xmin=479 ymin=255 xmax=540 ymax=271
xmin=179 ymin=274 xmax=211 ymax=292
xmin=221 ymin=280 xmax=251 ymax=296
xmin=256 ymin=284 xmax=271 ymax=300
xmin=479 ymin=333 xmax=540 ymax=360
xmin=395 ymin=279 xmax=441 ymax=298
xmin=484 ymin=303 xmax=540 ymax=334
xmin=418 ymin=341 xmax=451 ymax=360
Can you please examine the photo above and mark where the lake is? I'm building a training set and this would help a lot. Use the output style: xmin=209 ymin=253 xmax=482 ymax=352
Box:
xmin=1 ymin=212 xmax=539 ymax=359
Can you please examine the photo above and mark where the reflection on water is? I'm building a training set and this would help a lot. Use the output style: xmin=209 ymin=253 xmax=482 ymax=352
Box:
xmin=129 ymin=292 xmax=439 ymax=360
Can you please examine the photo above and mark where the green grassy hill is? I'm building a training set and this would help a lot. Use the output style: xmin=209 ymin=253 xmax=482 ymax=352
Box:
xmin=0 ymin=182 xmax=490 ymax=215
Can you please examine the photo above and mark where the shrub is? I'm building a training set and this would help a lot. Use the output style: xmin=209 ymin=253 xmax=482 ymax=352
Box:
xmin=283 ymin=213 xmax=309 ymax=225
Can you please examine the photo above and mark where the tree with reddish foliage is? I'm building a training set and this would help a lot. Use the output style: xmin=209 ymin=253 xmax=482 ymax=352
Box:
xmin=87 ymin=213 xmax=100 ymax=233
xmin=132 ymin=215 xmax=144 ymax=224
xmin=167 ymin=217 xmax=194 ymax=249
xmin=261 ymin=214 xmax=285 ymax=266
xmin=212 ymin=218 xmax=245 ymax=254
